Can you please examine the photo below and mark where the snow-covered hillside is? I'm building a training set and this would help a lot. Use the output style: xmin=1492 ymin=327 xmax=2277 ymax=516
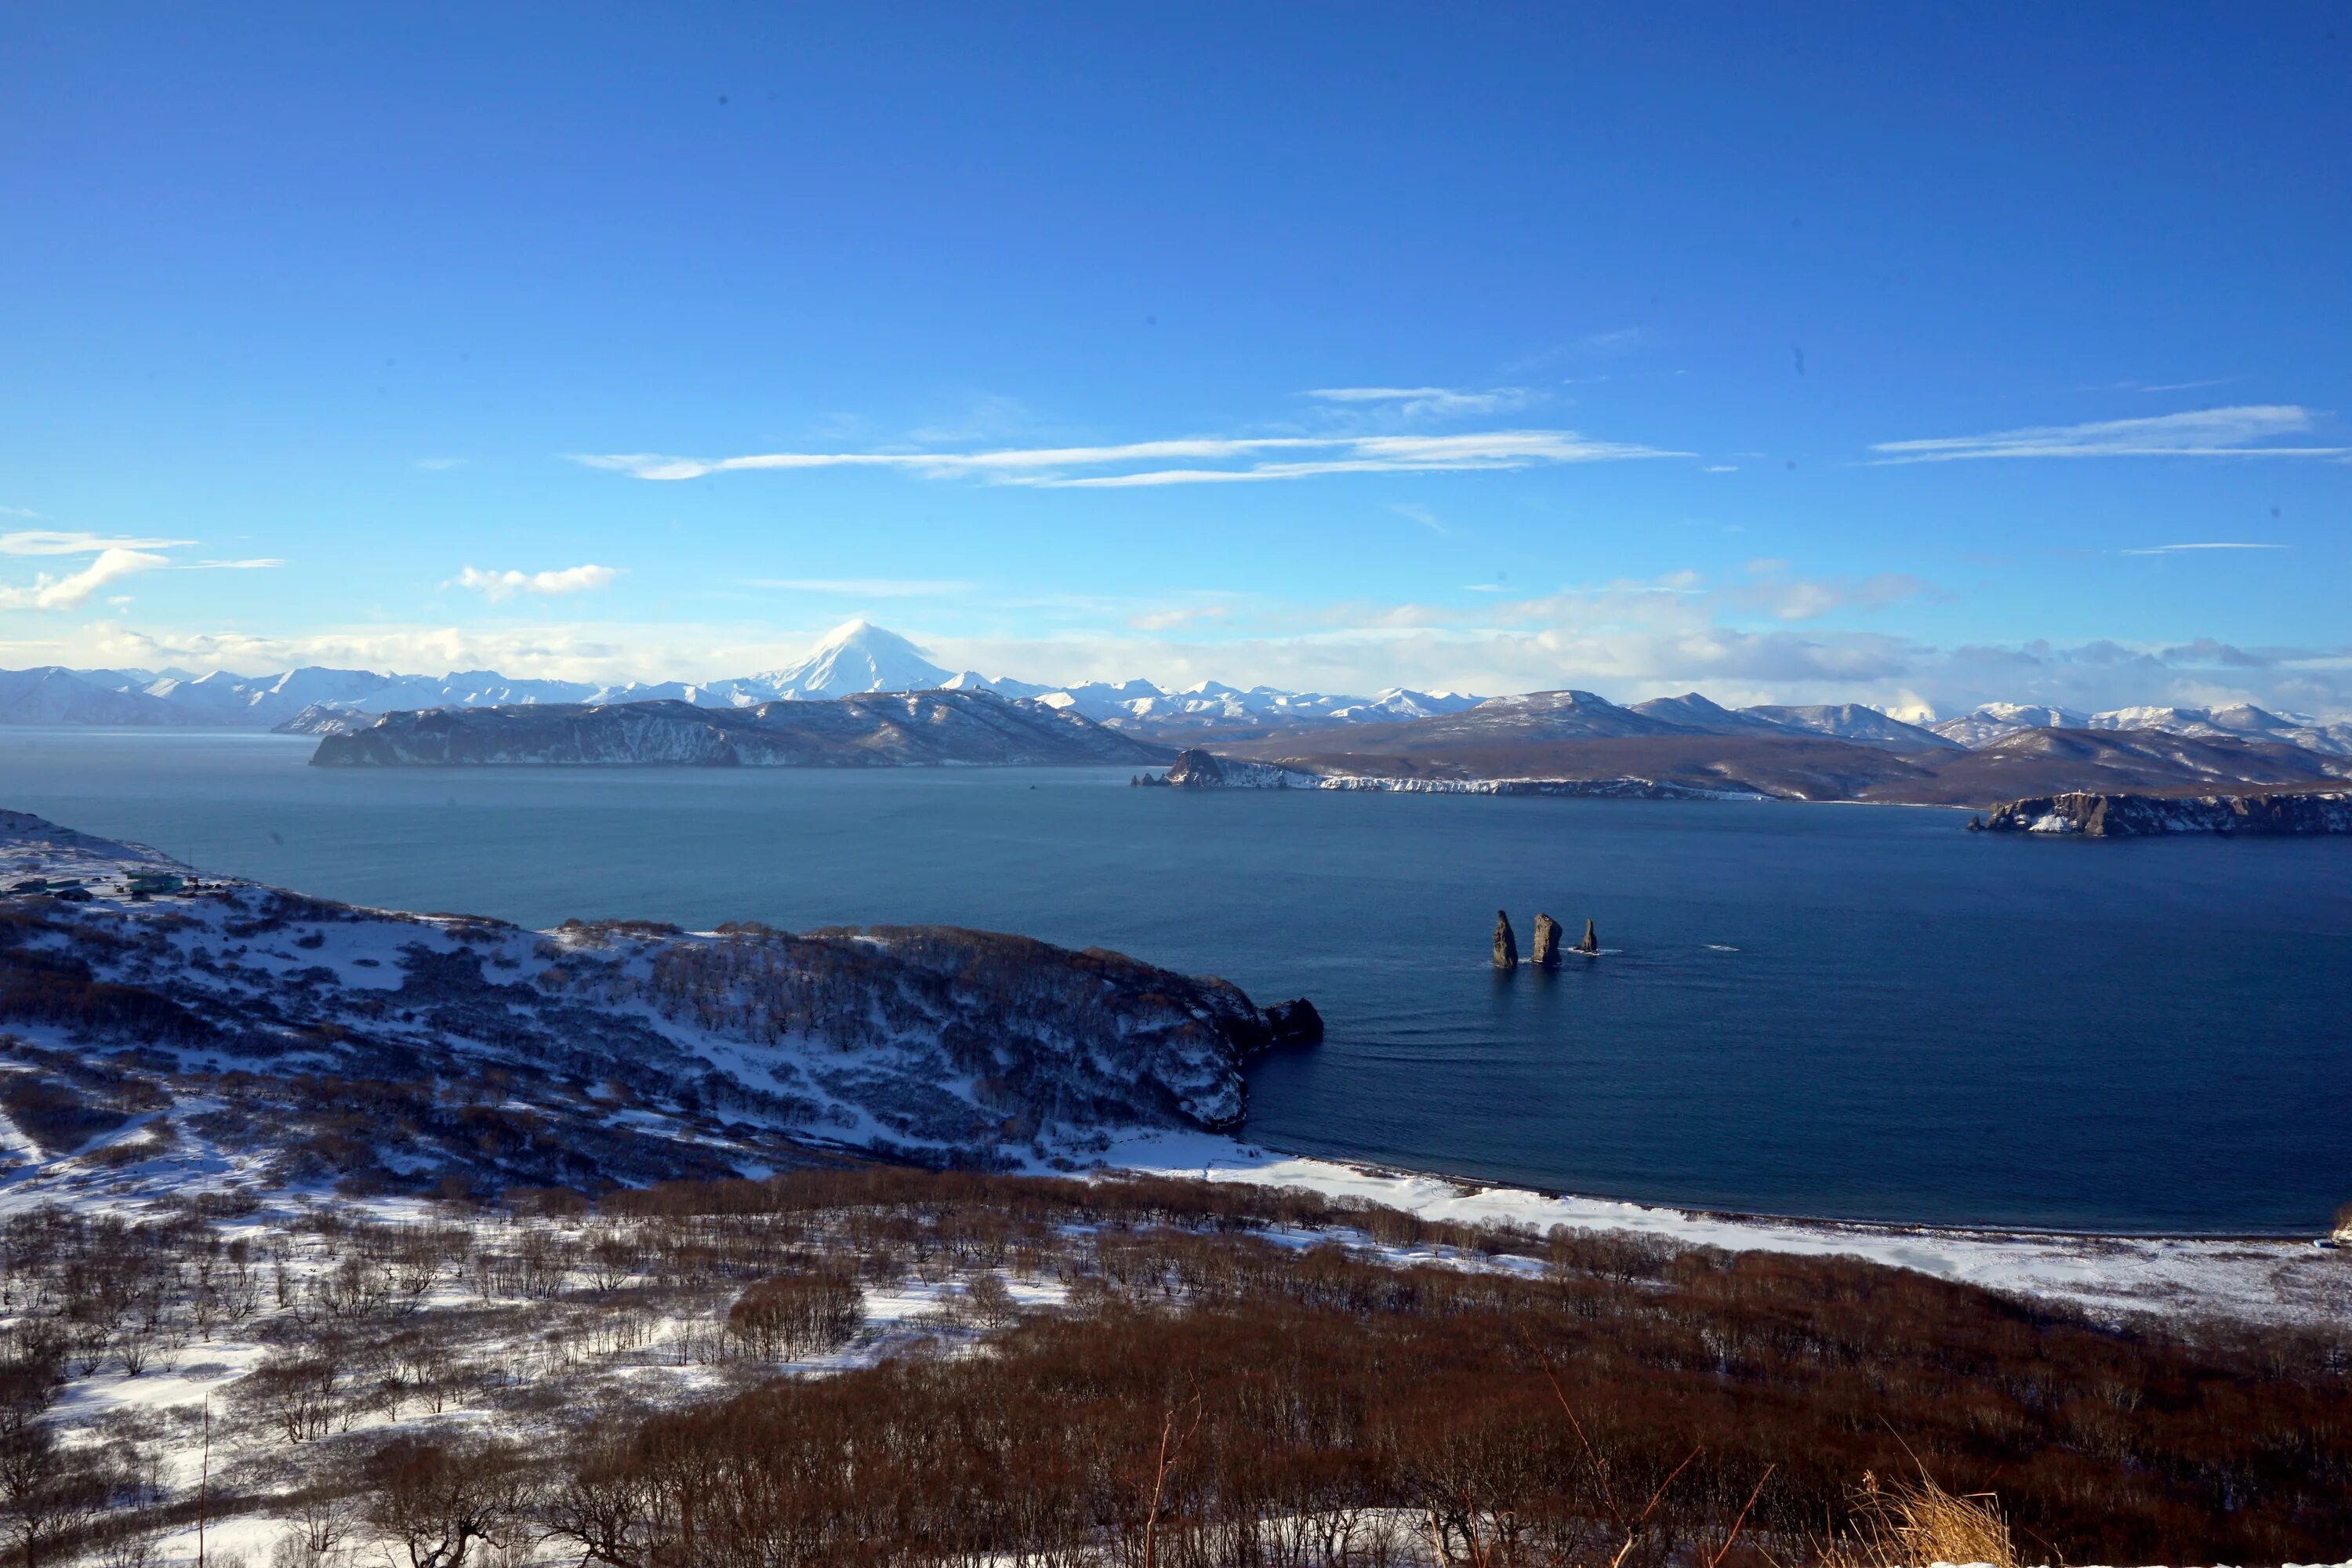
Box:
xmin=0 ymin=811 xmax=1320 ymax=1201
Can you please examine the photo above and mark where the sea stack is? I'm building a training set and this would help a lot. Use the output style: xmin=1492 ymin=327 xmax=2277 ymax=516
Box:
xmin=1531 ymin=913 xmax=1563 ymax=969
xmin=1577 ymin=919 xmax=1599 ymax=955
xmin=1492 ymin=910 xmax=1519 ymax=971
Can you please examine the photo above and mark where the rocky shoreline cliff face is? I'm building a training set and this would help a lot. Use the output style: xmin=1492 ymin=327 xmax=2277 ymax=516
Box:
xmin=0 ymin=811 xmax=1318 ymax=1196
xmin=1981 ymin=791 xmax=2352 ymax=837
xmin=310 ymin=692 xmax=1171 ymax=768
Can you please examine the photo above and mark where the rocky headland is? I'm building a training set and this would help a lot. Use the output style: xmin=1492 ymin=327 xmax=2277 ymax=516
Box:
xmin=1980 ymin=791 xmax=2352 ymax=837
xmin=0 ymin=809 xmax=1319 ymax=1194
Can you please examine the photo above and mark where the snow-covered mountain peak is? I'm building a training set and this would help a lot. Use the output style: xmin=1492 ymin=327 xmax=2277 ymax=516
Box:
xmin=754 ymin=619 xmax=953 ymax=699
xmin=1972 ymin=702 xmax=2088 ymax=728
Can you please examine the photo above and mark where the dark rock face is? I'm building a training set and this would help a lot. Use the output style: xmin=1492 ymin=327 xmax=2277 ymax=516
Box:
xmin=1263 ymin=998 xmax=1325 ymax=1047
xmin=1577 ymin=919 xmax=1599 ymax=954
xmin=1492 ymin=910 xmax=1519 ymax=971
xmin=1530 ymin=913 xmax=1563 ymax=969
xmin=1980 ymin=791 xmax=2352 ymax=837
xmin=1162 ymin=748 xmax=1227 ymax=786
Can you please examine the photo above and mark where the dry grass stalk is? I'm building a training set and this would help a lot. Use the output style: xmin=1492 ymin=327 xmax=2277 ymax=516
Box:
xmin=1824 ymin=1468 xmax=2019 ymax=1568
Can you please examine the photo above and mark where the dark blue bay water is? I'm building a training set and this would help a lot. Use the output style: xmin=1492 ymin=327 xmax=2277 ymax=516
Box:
xmin=4 ymin=728 xmax=2347 ymax=1233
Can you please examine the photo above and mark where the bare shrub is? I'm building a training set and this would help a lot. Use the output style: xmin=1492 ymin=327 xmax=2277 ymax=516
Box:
xmin=724 ymin=1271 xmax=863 ymax=1359
xmin=357 ymin=1439 xmax=524 ymax=1568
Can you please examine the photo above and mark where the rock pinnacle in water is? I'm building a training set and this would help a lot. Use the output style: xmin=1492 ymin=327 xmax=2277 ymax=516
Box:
xmin=1492 ymin=910 xmax=1519 ymax=971
xmin=1531 ymin=913 xmax=1563 ymax=969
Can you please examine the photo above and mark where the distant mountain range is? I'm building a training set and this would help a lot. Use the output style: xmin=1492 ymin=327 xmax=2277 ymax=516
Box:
xmin=5 ymin=618 xmax=2348 ymax=761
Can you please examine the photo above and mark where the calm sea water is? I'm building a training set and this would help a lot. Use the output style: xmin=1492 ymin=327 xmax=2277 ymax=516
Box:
xmin=4 ymin=728 xmax=2347 ymax=1234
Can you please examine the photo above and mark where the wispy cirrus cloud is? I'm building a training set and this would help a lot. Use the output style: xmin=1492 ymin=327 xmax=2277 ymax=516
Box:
xmin=1868 ymin=405 xmax=2346 ymax=463
xmin=1 ymin=529 xmax=194 ymax=555
xmin=1303 ymin=385 xmax=1534 ymax=419
xmin=449 ymin=564 xmax=622 ymax=603
xmin=2076 ymin=376 xmax=2238 ymax=395
xmin=742 ymin=577 xmax=975 ymax=597
xmin=2120 ymin=542 xmax=2288 ymax=556
xmin=574 ymin=429 xmax=1681 ymax=488
xmin=0 ymin=547 xmax=172 ymax=610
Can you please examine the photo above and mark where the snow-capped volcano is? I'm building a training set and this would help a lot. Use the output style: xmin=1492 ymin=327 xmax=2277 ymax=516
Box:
xmin=750 ymin=619 xmax=953 ymax=699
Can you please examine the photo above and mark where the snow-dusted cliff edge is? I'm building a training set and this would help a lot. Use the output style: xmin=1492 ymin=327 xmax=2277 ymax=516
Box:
xmin=0 ymin=810 xmax=1319 ymax=1200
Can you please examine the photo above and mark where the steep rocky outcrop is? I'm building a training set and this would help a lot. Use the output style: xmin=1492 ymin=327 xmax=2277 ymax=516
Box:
xmin=1980 ymin=791 xmax=2352 ymax=837
xmin=1578 ymin=919 xmax=1599 ymax=954
xmin=310 ymin=692 xmax=1170 ymax=768
xmin=1492 ymin=911 xmax=1519 ymax=971
xmin=1530 ymin=913 xmax=1563 ymax=969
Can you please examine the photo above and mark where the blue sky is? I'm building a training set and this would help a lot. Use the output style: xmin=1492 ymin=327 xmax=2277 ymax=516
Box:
xmin=2 ymin=3 xmax=2347 ymax=714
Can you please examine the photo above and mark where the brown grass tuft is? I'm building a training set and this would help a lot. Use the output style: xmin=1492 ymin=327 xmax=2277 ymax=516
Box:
xmin=1827 ymin=1468 xmax=2019 ymax=1568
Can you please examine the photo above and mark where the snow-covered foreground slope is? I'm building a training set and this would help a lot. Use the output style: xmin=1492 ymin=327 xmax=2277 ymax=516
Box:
xmin=0 ymin=811 xmax=1319 ymax=1201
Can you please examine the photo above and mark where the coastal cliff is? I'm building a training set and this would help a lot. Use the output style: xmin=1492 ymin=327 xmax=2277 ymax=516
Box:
xmin=1980 ymin=791 xmax=2352 ymax=837
xmin=310 ymin=691 xmax=1171 ymax=768
xmin=0 ymin=810 xmax=1315 ymax=1189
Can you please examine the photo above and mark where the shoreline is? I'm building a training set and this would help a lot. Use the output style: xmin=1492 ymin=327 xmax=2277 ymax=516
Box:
xmin=1229 ymin=1141 xmax=2322 ymax=1244
xmin=1087 ymin=1130 xmax=2350 ymax=1326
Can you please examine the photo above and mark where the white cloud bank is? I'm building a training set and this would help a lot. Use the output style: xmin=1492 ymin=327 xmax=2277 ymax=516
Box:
xmin=574 ymin=429 xmax=1681 ymax=488
xmin=450 ymin=564 xmax=622 ymax=603
xmin=1869 ymin=405 xmax=2347 ymax=463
